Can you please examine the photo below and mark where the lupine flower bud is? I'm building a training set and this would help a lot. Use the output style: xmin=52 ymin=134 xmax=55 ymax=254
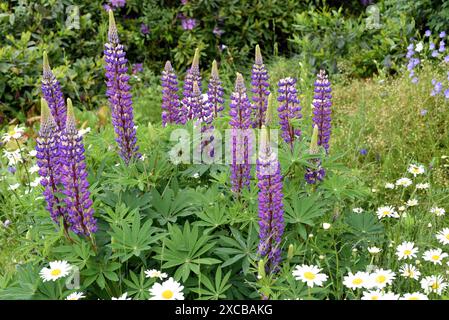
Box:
xmin=258 ymin=259 xmax=266 ymax=279
xmin=182 ymin=48 xmax=202 ymax=121
xmin=42 ymin=52 xmax=66 ymax=132
xmin=251 ymin=45 xmax=270 ymax=129
xmin=287 ymin=244 xmax=294 ymax=260
xmin=257 ymin=125 xmax=284 ymax=273
xmin=161 ymin=61 xmax=181 ymax=126
xmin=104 ymin=10 xmax=140 ymax=164
xmin=207 ymin=60 xmax=224 ymax=118
xmin=36 ymin=98 xmax=68 ymax=229
xmin=304 ymin=125 xmax=326 ymax=184
xmin=60 ymin=99 xmax=96 ymax=236
xmin=277 ymin=77 xmax=302 ymax=149
xmin=312 ymin=70 xmax=332 ymax=153
xmin=229 ymin=73 xmax=252 ymax=194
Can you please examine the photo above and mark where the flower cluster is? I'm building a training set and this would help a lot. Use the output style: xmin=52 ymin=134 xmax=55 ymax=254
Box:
xmin=229 ymin=73 xmax=252 ymax=194
xmin=42 ymin=52 xmax=66 ymax=132
xmin=277 ymin=77 xmax=302 ymax=148
xmin=257 ymin=128 xmax=284 ymax=273
xmin=304 ymin=125 xmax=326 ymax=184
xmin=59 ymin=99 xmax=97 ymax=236
xmin=182 ymin=48 xmax=202 ymax=122
xmin=312 ymin=70 xmax=332 ymax=153
xmin=161 ymin=61 xmax=181 ymax=126
xmin=251 ymin=45 xmax=270 ymax=129
xmin=104 ymin=10 xmax=140 ymax=164
xmin=35 ymin=99 xmax=68 ymax=228
xmin=207 ymin=60 xmax=224 ymax=118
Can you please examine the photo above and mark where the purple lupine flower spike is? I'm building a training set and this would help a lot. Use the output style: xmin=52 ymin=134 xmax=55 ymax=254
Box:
xmin=42 ymin=52 xmax=66 ymax=132
xmin=104 ymin=10 xmax=140 ymax=164
xmin=229 ymin=73 xmax=252 ymax=194
xmin=199 ymin=78 xmax=215 ymax=159
xmin=251 ymin=45 xmax=270 ymax=129
xmin=60 ymin=99 xmax=96 ymax=236
xmin=257 ymin=127 xmax=284 ymax=273
xmin=304 ymin=125 xmax=326 ymax=184
xmin=312 ymin=70 xmax=332 ymax=153
xmin=207 ymin=60 xmax=224 ymax=118
xmin=161 ymin=61 xmax=181 ymax=126
xmin=277 ymin=77 xmax=302 ymax=149
xmin=182 ymin=48 xmax=202 ymax=121
xmin=36 ymin=98 xmax=69 ymax=231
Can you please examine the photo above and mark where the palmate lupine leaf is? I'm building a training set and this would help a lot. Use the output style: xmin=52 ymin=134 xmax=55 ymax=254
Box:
xmin=82 ymin=258 xmax=121 ymax=290
xmin=190 ymin=267 xmax=232 ymax=300
xmin=215 ymin=227 xmax=258 ymax=275
xmin=123 ymin=269 xmax=153 ymax=300
xmin=153 ymin=221 xmax=221 ymax=282
xmin=108 ymin=213 xmax=166 ymax=262
xmin=148 ymin=187 xmax=194 ymax=225
xmin=284 ymin=193 xmax=326 ymax=240
xmin=343 ymin=212 xmax=385 ymax=245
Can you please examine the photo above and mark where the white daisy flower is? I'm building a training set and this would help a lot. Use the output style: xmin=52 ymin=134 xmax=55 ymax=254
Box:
xmin=430 ymin=207 xmax=445 ymax=216
xmin=30 ymin=177 xmax=43 ymax=188
xmin=396 ymin=177 xmax=412 ymax=187
xmin=385 ymin=182 xmax=394 ymax=189
xmin=408 ymin=164 xmax=425 ymax=177
xmin=368 ymin=247 xmax=381 ymax=255
xmin=420 ymin=275 xmax=448 ymax=295
xmin=144 ymin=269 xmax=168 ymax=280
xmin=149 ymin=277 xmax=184 ymax=300
xmin=423 ymin=248 xmax=448 ymax=265
xmin=399 ymin=264 xmax=421 ymax=280
xmin=416 ymin=183 xmax=429 ymax=190
xmin=28 ymin=150 xmax=37 ymax=157
xmin=396 ymin=241 xmax=418 ymax=260
xmin=29 ymin=164 xmax=40 ymax=174
xmin=66 ymin=292 xmax=86 ymax=300
xmin=343 ymin=271 xmax=372 ymax=290
xmin=406 ymin=199 xmax=418 ymax=207
xmin=436 ymin=228 xmax=449 ymax=245
xmin=352 ymin=208 xmax=364 ymax=213
xmin=322 ymin=223 xmax=331 ymax=230
xmin=376 ymin=206 xmax=399 ymax=219
xmin=78 ymin=127 xmax=91 ymax=137
xmin=2 ymin=125 xmax=25 ymax=143
xmin=3 ymin=150 xmax=23 ymax=166
xmin=415 ymin=42 xmax=424 ymax=52
xmin=112 ymin=292 xmax=131 ymax=300
xmin=384 ymin=182 xmax=395 ymax=189
xmin=39 ymin=260 xmax=72 ymax=282
xmin=398 ymin=206 xmax=406 ymax=212
xmin=292 ymin=264 xmax=328 ymax=288
xmin=400 ymin=292 xmax=428 ymax=300
xmin=361 ymin=289 xmax=384 ymax=300
xmin=8 ymin=183 xmax=20 ymax=191
xmin=369 ymin=269 xmax=396 ymax=289
xmin=379 ymin=292 xmax=400 ymax=300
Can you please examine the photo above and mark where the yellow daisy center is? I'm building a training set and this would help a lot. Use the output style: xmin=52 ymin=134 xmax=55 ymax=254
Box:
xmin=431 ymin=255 xmax=440 ymax=261
xmin=371 ymin=296 xmax=379 ymax=300
xmin=376 ymin=275 xmax=386 ymax=283
xmin=404 ymin=249 xmax=412 ymax=255
xmin=352 ymin=278 xmax=363 ymax=285
xmin=304 ymin=271 xmax=316 ymax=280
xmin=382 ymin=211 xmax=390 ymax=216
xmin=51 ymin=269 xmax=62 ymax=277
xmin=445 ymin=234 xmax=449 ymax=240
xmin=408 ymin=297 xmax=419 ymax=300
xmin=432 ymin=282 xmax=439 ymax=290
xmin=162 ymin=290 xmax=174 ymax=299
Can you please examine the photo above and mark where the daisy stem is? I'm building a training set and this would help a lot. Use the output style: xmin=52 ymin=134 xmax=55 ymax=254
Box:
xmin=13 ymin=138 xmax=32 ymax=193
